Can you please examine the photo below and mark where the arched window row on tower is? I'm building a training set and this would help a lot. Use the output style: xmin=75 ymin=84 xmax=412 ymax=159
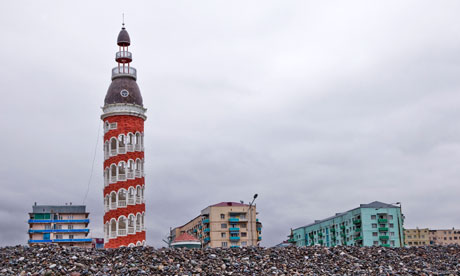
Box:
xmin=104 ymin=212 xmax=145 ymax=241
xmin=104 ymin=132 xmax=144 ymax=160
xmin=103 ymin=158 xmax=145 ymax=186
xmin=104 ymin=185 xmax=145 ymax=212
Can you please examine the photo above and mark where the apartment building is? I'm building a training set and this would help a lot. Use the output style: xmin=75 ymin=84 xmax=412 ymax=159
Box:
xmin=28 ymin=204 xmax=91 ymax=248
xmin=171 ymin=202 xmax=262 ymax=248
xmin=292 ymin=201 xmax=404 ymax=248
xmin=404 ymin=228 xmax=429 ymax=246
xmin=429 ymin=228 xmax=460 ymax=245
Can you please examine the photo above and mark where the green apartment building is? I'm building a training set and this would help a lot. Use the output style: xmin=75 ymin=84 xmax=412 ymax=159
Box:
xmin=292 ymin=201 xmax=404 ymax=248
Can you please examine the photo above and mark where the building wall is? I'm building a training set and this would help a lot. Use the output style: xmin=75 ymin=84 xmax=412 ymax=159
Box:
xmin=173 ymin=203 xmax=261 ymax=248
xmin=429 ymin=229 xmax=460 ymax=245
xmin=293 ymin=205 xmax=403 ymax=248
xmin=404 ymin=228 xmax=430 ymax=246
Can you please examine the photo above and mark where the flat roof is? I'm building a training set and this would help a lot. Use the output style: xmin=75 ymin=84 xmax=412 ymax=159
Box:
xmin=32 ymin=205 xmax=86 ymax=214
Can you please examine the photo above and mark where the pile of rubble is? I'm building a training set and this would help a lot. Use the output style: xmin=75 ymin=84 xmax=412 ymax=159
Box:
xmin=0 ymin=244 xmax=459 ymax=275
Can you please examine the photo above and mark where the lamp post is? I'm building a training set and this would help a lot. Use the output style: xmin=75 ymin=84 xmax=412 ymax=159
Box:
xmin=248 ymin=194 xmax=258 ymax=246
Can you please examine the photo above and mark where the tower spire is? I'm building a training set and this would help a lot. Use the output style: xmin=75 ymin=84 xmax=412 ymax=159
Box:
xmin=122 ymin=13 xmax=125 ymax=28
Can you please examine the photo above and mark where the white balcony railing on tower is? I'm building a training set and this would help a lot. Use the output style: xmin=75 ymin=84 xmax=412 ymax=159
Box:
xmin=110 ymin=202 xmax=116 ymax=209
xmin=136 ymin=224 xmax=140 ymax=232
xmin=110 ymin=176 xmax=117 ymax=183
xmin=127 ymin=171 xmax=134 ymax=179
xmin=118 ymin=174 xmax=126 ymax=181
xmin=110 ymin=231 xmax=116 ymax=238
xmin=128 ymin=198 xmax=135 ymax=205
xmin=115 ymin=51 xmax=132 ymax=60
xmin=128 ymin=227 xmax=135 ymax=234
xmin=118 ymin=229 xmax=127 ymax=236
xmin=112 ymin=66 xmax=137 ymax=80
xmin=127 ymin=145 xmax=134 ymax=152
xmin=135 ymin=144 xmax=141 ymax=151
xmin=118 ymin=200 xmax=127 ymax=207
xmin=110 ymin=149 xmax=117 ymax=156
xmin=136 ymin=197 xmax=141 ymax=204
xmin=119 ymin=147 xmax=126 ymax=154
xmin=135 ymin=171 xmax=141 ymax=178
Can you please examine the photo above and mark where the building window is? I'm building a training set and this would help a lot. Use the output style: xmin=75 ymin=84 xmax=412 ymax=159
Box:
xmin=110 ymin=122 xmax=117 ymax=129
xmin=390 ymin=232 xmax=395 ymax=236
xmin=240 ymin=214 xmax=246 ymax=219
xmin=221 ymin=223 xmax=227 ymax=229
xmin=388 ymin=215 xmax=393 ymax=220
xmin=68 ymin=225 xmax=73 ymax=230
xmin=221 ymin=233 xmax=226 ymax=238
xmin=220 ymin=214 xmax=225 ymax=219
xmin=67 ymin=215 xmax=73 ymax=219
xmin=408 ymin=242 xmax=412 ymax=245
xmin=390 ymin=240 xmax=395 ymax=246
xmin=55 ymin=234 xmax=63 ymax=239
xmin=241 ymin=232 xmax=247 ymax=237
xmin=241 ymin=223 xmax=247 ymax=228
xmin=371 ymin=215 xmax=376 ymax=220
xmin=241 ymin=241 xmax=247 ymax=246
xmin=222 ymin=242 xmax=228 ymax=248
xmin=373 ymin=241 xmax=379 ymax=245
xmin=69 ymin=234 xmax=74 ymax=239
xmin=444 ymin=237 xmax=447 ymax=240
xmin=372 ymin=224 xmax=377 ymax=228
xmin=389 ymin=223 xmax=394 ymax=228
xmin=45 ymin=225 xmax=51 ymax=230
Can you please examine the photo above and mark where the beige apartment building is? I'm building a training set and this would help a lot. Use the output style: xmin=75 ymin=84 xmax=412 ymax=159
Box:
xmin=429 ymin=228 xmax=460 ymax=245
xmin=404 ymin=228 xmax=430 ymax=246
xmin=171 ymin=202 xmax=262 ymax=248
xmin=28 ymin=203 xmax=91 ymax=248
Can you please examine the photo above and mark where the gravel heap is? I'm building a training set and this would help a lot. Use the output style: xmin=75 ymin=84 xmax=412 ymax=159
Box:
xmin=0 ymin=244 xmax=459 ymax=275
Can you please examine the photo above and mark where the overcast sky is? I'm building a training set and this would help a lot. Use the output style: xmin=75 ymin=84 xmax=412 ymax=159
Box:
xmin=1 ymin=1 xmax=460 ymax=247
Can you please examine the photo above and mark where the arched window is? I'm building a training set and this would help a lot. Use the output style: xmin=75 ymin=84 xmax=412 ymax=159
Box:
xmin=140 ymin=159 xmax=144 ymax=176
xmin=104 ymin=141 xmax=109 ymax=159
xmin=135 ymin=159 xmax=141 ymax=178
xmin=141 ymin=213 xmax=145 ymax=230
xmin=105 ymin=222 xmax=109 ymax=240
xmin=141 ymin=133 xmax=144 ymax=149
xmin=141 ymin=186 xmax=144 ymax=202
xmin=128 ymin=214 xmax=135 ymax=234
xmin=136 ymin=213 xmax=141 ymax=232
xmin=105 ymin=195 xmax=110 ymax=211
xmin=118 ymin=189 xmax=127 ymax=207
xmin=110 ymin=164 xmax=117 ymax=183
xmin=135 ymin=132 xmax=141 ymax=151
xmin=118 ymin=134 xmax=126 ymax=154
xmin=136 ymin=186 xmax=141 ymax=203
xmin=128 ymin=243 xmax=135 ymax=247
xmin=128 ymin=187 xmax=135 ymax=205
xmin=127 ymin=159 xmax=134 ymax=179
xmin=110 ymin=219 xmax=117 ymax=238
xmin=127 ymin=133 xmax=134 ymax=152
xmin=104 ymin=168 xmax=108 ymax=187
xmin=118 ymin=162 xmax=126 ymax=181
xmin=118 ymin=216 xmax=127 ymax=236
xmin=110 ymin=137 xmax=118 ymax=156
xmin=110 ymin=192 xmax=117 ymax=209
xmin=136 ymin=241 xmax=141 ymax=246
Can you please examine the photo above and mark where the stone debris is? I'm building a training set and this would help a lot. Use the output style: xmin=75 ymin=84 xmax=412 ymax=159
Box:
xmin=0 ymin=244 xmax=459 ymax=275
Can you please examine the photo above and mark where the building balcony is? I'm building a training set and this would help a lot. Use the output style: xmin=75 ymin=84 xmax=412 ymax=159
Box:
xmin=28 ymin=239 xmax=52 ymax=243
xmin=378 ymin=219 xmax=388 ymax=223
xmin=230 ymin=245 xmax=240 ymax=248
xmin=355 ymin=228 xmax=361 ymax=232
xmin=257 ymin=227 xmax=262 ymax=231
xmin=318 ymin=233 xmax=323 ymax=237
xmin=382 ymin=243 xmax=390 ymax=247
xmin=204 ymin=237 xmax=210 ymax=243
xmin=229 ymin=227 xmax=240 ymax=232
xmin=340 ymin=233 xmax=346 ymax=237
xmin=354 ymin=236 xmax=363 ymax=241
xmin=258 ymin=236 xmax=262 ymax=241
xmin=378 ymin=227 xmax=389 ymax=232
xmin=330 ymin=228 xmax=336 ymax=233
xmin=340 ymin=226 xmax=346 ymax=230
xmin=318 ymin=240 xmax=323 ymax=244
xmin=28 ymin=219 xmax=90 ymax=224
xmin=229 ymin=236 xmax=240 ymax=241
xmin=112 ymin=66 xmax=137 ymax=80
xmin=28 ymin=229 xmax=90 ymax=234
xmin=115 ymin=51 xmax=132 ymax=62
xmin=353 ymin=219 xmax=361 ymax=224
xmin=53 ymin=239 xmax=92 ymax=243
xmin=379 ymin=236 xmax=389 ymax=240
xmin=202 ymin=219 xmax=210 ymax=224
xmin=204 ymin=228 xmax=210 ymax=233
xmin=228 ymin=218 xmax=239 ymax=223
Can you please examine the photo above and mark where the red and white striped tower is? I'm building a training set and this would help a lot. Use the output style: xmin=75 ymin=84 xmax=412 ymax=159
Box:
xmin=101 ymin=24 xmax=146 ymax=248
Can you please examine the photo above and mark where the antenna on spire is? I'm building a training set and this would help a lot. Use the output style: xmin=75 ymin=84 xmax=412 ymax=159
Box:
xmin=122 ymin=13 xmax=125 ymax=27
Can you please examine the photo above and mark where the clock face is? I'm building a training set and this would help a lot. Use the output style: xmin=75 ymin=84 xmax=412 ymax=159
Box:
xmin=120 ymin=89 xmax=129 ymax=97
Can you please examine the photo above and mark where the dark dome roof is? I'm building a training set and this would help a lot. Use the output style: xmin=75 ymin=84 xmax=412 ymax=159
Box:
xmin=117 ymin=27 xmax=130 ymax=46
xmin=105 ymin=77 xmax=143 ymax=106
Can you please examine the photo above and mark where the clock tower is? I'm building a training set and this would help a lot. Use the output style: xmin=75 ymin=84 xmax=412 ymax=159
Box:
xmin=101 ymin=24 xmax=147 ymax=248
